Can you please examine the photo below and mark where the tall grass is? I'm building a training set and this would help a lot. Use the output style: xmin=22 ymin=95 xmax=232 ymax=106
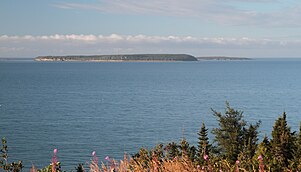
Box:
xmin=86 ymin=152 xmax=266 ymax=172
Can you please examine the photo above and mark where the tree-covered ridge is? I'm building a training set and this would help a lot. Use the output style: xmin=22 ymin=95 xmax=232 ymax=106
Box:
xmin=197 ymin=56 xmax=251 ymax=60
xmin=35 ymin=54 xmax=198 ymax=61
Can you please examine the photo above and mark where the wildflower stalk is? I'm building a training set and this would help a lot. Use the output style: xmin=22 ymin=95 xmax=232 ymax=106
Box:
xmin=51 ymin=149 xmax=58 ymax=172
xmin=92 ymin=151 xmax=98 ymax=165
xmin=30 ymin=164 xmax=37 ymax=172
xmin=90 ymin=151 xmax=101 ymax=172
xmin=235 ymin=160 xmax=240 ymax=172
xmin=258 ymin=155 xmax=264 ymax=172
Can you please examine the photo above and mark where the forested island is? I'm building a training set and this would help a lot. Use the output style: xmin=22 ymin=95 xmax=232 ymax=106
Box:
xmin=197 ymin=56 xmax=251 ymax=60
xmin=35 ymin=54 xmax=198 ymax=62
xmin=34 ymin=55 xmax=254 ymax=62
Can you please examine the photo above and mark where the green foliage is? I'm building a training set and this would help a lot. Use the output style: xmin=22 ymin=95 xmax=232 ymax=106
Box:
xmin=75 ymin=164 xmax=85 ymax=172
xmin=164 ymin=142 xmax=180 ymax=159
xmin=132 ymin=147 xmax=151 ymax=169
xmin=179 ymin=137 xmax=196 ymax=162
xmin=254 ymin=135 xmax=272 ymax=169
xmin=238 ymin=121 xmax=261 ymax=170
xmin=0 ymin=137 xmax=8 ymax=170
xmin=270 ymin=112 xmax=296 ymax=171
xmin=180 ymin=138 xmax=189 ymax=156
xmin=37 ymin=162 xmax=62 ymax=172
xmin=292 ymin=122 xmax=301 ymax=170
xmin=197 ymin=122 xmax=211 ymax=165
xmin=211 ymin=102 xmax=247 ymax=163
xmin=188 ymin=146 xmax=197 ymax=163
xmin=0 ymin=137 xmax=23 ymax=172
xmin=151 ymin=143 xmax=164 ymax=161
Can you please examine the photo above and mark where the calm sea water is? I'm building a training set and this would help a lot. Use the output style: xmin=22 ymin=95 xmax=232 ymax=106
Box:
xmin=1 ymin=59 xmax=301 ymax=170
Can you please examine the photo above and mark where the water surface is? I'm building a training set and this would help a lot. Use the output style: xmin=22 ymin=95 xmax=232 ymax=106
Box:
xmin=1 ymin=59 xmax=301 ymax=170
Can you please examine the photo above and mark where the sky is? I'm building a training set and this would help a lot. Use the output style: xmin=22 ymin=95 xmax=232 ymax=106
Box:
xmin=1 ymin=0 xmax=301 ymax=58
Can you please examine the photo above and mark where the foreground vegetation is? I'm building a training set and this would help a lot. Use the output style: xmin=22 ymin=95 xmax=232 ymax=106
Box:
xmin=2 ymin=102 xmax=301 ymax=171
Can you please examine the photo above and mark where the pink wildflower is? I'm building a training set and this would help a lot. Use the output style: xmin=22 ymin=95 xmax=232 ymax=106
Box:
xmin=258 ymin=155 xmax=263 ymax=160
xmin=203 ymin=154 xmax=209 ymax=161
xmin=92 ymin=151 xmax=98 ymax=164
xmin=92 ymin=151 xmax=96 ymax=156
xmin=30 ymin=164 xmax=37 ymax=172
xmin=51 ymin=148 xmax=58 ymax=172
xmin=105 ymin=156 xmax=110 ymax=161
xmin=258 ymin=154 xmax=265 ymax=172
xmin=53 ymin=149 xmax=57 ymax=154
xmin=235 ymin=160 xmax=240 ymax=172
xmin=51 ymin=148 xmax=58 ymax=164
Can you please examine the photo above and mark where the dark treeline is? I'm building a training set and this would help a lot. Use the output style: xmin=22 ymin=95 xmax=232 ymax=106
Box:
xmin=35 ymin=54 xmax=198 ymax=61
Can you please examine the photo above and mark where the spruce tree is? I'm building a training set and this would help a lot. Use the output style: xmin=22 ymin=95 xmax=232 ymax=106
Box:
xmin=151 ymin=143 xmax=164 ymax=160
xmin=270 ymin=112 xmax=295 ymax=171
xmin=291 ymin=122 xmax=301 ymax=170
xmin=211 ymin=102 xmax=246 ymax=164
xmin=197 ymin=122 xmax=211 ymax=165
xmin=255 ymin=135 xmax=272 ymax=164
xmin=238 ymin=122 xmax=260 ymax=171
xmin=164 ymin=142 xmax=180 ymax=160
xmin=189 ymin=146 xmax=197 ymax=162
xmin=241 ymin=122 xmax=261 ymax=160
xmin=180 ymin=137 xmax=196 ymax=162
xmin=180 ymin=137 xmax=190 ymax=156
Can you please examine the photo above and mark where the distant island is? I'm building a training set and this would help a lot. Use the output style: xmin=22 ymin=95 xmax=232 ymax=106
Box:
xmin=35 ymin=54 xmax=198 ymax=62
xmin=197 ymin=56 xmax=251 ymax=60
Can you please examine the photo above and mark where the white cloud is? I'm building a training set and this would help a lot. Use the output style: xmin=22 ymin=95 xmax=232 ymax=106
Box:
xmin=1 ymin=34 xmax=301 ymax=57
xmin=54 ymin=0 xmax=301 ymax=27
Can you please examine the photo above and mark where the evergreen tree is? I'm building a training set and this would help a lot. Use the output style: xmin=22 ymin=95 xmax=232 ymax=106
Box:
xmin=75 ymin=164 xmax=84 ymax=172
xmin=255 ymin=135 xmax=272 ymax=162
xmin=189 ymin=146 xmax=197 ymax=162
xmin=164 ymin=142 xmax=180 ymax=160
xmin=180 ymin=137 xmax=190 ymax=156
xmin=253 ymin=135 xmax=272 ymax=171
xmin=270 ymin=112 xmax=295 ymax=171
xmin=238 ymin=122 xmax=261 ymax=171
xmin=211 ymin=102 xmax=246 ymax=164
xmin=197 ymin=122 xmax=211 ymax=165
xmin=151 ymin=143 xmax=164 ymax=160
xmin=180 ymin=137 xmax=196 ymax=162
xmin=132 ymin=147 xmax=151 ymax=169
xmin=241 ymin=122 xmax=261 ymax=160
xmin=291 ymin=122 xmax=301 ymax=170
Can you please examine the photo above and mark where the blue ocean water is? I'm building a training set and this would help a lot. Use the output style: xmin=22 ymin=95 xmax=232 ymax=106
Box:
xmin=1 ymin=59 xmax=301 ymax=170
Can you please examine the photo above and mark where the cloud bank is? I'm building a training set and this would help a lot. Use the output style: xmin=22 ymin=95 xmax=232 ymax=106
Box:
xmin=1 ymin=34 xmax=301 ymax=58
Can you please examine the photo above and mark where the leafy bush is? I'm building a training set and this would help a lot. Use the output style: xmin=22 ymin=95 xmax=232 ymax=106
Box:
xmin=0 ymin=137 xmax=23 ymax=172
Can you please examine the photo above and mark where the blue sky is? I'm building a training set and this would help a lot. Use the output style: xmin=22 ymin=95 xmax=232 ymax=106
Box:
xmin=1 ymin=0 xmax=301 ymax=57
